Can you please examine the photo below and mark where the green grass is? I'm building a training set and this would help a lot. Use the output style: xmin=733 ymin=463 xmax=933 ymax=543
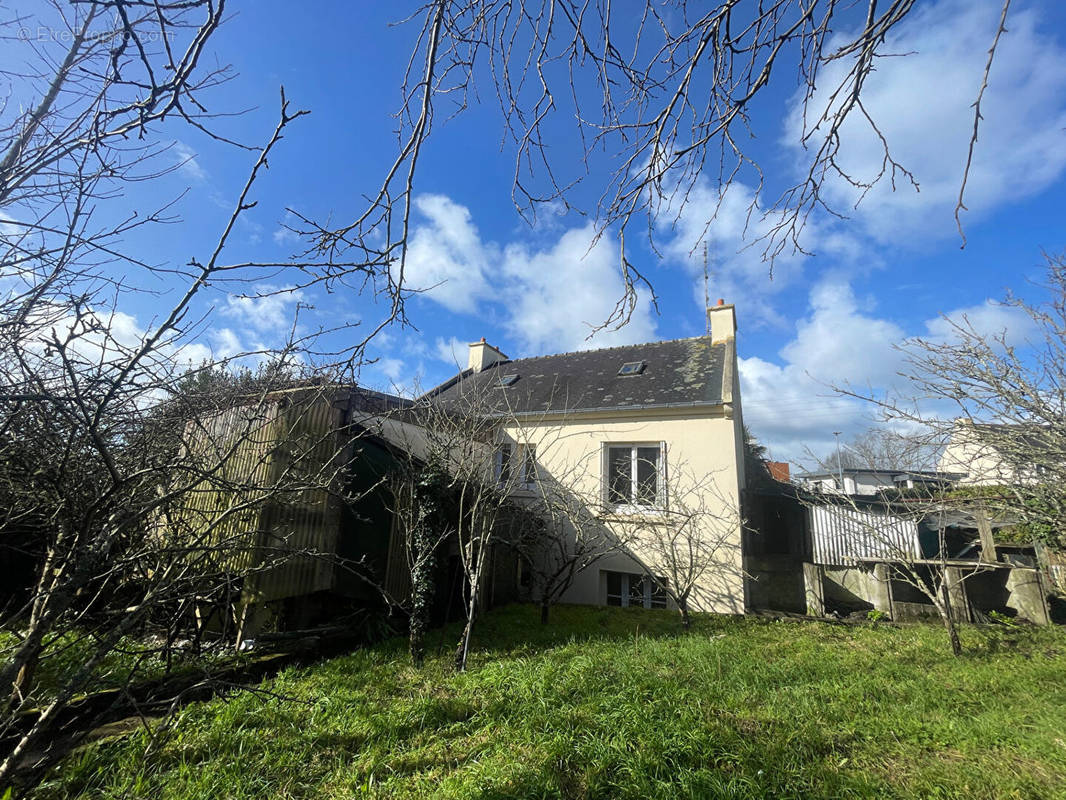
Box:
xmin=31 ymin=605 xmax=1066 ymax=799
xmin=0 ymin=629 xmax=242 ymax=706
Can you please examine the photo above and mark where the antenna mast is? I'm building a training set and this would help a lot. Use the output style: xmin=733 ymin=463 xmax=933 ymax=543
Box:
xmin=703 ymin=242 xmax=710 ymax=334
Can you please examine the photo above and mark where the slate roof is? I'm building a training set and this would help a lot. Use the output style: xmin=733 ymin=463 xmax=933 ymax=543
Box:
xmin=424 ymin=336 xmax=732 ymax=415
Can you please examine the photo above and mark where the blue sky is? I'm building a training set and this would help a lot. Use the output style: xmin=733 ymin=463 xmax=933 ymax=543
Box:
xmin=7 ymin=0 xmax=1066 ymax=465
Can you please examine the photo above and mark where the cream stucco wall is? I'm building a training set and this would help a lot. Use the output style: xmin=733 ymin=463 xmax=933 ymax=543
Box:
xmin=939 ymin=426 xmax=1030 ymax=486
xmin=501 ymin=404 xmax=747 ymax=614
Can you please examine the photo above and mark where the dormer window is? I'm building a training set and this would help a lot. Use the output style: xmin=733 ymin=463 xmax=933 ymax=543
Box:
xmin=618 ymin=361 xmax=645 ymax=376
xmin=496 ymin=374 xmax=519 ymax=387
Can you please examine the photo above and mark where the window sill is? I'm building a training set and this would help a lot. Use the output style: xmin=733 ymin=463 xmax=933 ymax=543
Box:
xmin=599 ymin=506 xmax=668 ymax=523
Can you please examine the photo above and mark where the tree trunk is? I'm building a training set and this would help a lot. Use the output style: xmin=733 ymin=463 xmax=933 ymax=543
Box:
xmin=941 ymin=608 xmax=962 ymax=657
xmin=679 ymin=600 xmax=691 ymax=631
xmin=8 ymin=654 xmax=39 ymax=711
xmin=4 ymin=544 xmax=66 ymax=710
xmin=409 ymin=609 xmax=427 ymax=669
xmin=938 ymin=598 xmax=963 ymax=657
xmin=408 ymin=529 xmax=436 ymax=668
xmin=937 ymin=580 xmax=963 ymax=657
xmin=540 ymin=601 xmax=550 ymax=625
xmin=455 ymin=588 xmax=478 ymax=672
xmin=455 ymin=613 xmax=474 ymax=672
xmin=938 ymin=548 xmax=963 ymax=657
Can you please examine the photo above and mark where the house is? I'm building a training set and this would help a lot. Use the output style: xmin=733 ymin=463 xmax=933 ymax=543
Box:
xmin=420 ymin=302 xmax=749 ymax=614
xmin=796 ymin=467 xmax=960 ymax=496
xmin=939 ymin=419 xmax=1055 ymax=486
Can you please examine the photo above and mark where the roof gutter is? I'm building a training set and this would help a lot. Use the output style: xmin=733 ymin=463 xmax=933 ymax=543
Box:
xmin=488 ymin=399 xmax=731 ymax=420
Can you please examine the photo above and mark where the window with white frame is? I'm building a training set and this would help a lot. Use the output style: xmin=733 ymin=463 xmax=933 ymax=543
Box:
xmin=604 ymin=571 xmax=668 ymax=608
xmin=497 ymin=442 xmax=537 ymax=489
xmin=604 ymin=443 xmax=665 ymax=508
xmin=521 ymin=444 xmax=537 ymax=488
xmin=496 ymin=443 xmax=513 ymax=487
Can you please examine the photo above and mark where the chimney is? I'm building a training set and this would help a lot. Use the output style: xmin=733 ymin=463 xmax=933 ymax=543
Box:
xmin=468 ymin=337 xmax=508 ymax=373
xmin=767 ymin=461 xmax=791 ymax=483
xmin=707 ymin=299 xmax=736 ymax=343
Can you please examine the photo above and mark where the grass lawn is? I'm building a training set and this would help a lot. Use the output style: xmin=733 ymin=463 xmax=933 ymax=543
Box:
xmin=31 ymin=604 xmax=1066 ymax=799
xmin=0 ymin=630 xmax=240 ymax=706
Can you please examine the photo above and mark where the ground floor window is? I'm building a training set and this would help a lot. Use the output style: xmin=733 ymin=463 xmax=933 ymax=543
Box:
xmin=604 ymin=570 xmax=668 ymax=609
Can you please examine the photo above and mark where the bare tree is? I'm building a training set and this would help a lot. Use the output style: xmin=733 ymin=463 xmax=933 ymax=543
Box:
xmin=802 ymin=483 xmax=994 ymax=657
xmin=799 ymin=421 xmax=985 ymax=655
xmin=796 ymin=255 xmax=1066 ymax=656
xmin=845 ymin=427 xmax=932 ymax=472
xmin=373 ymin=410 xmax=458 ymax=669
xmin=0 ymin=3 xmax=403 ymax=786
xmin=626 ymin=461 xmax=745 ymax=630
xmin=893 ymin=253 xmax=1066 ymax=551
xmin=497 ymin=424 xmax=631 ymax=626
xmin=813 ymin=426 xmax=939 ymax=473
xmin=512 ymin=484 xmax=621 ymax=626
xmin=311 ymin=1 xmax=1015 ymax=328
xmin=362 ymin=391 xmax=524 ymax=672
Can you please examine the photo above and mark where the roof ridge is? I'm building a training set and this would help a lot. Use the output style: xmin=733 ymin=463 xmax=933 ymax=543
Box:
xmin=498 ymin=333 xmax=714 ymax=366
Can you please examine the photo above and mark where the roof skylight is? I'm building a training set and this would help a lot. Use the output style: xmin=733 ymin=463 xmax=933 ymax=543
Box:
xmin=496 ymin=374 xmax=519 ymax=387
xmin=617 ymin=361 xmax=645 ymax=376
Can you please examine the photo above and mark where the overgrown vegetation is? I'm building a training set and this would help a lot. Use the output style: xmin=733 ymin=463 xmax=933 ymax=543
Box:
xmin=0 ymin=628 xmax=247 ymax=708
xmin=31 ymin=605 xmax=1066 ymax=800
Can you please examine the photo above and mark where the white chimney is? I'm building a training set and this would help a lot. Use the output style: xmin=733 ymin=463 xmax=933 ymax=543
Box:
xmin=468 ymin=338 xmax=508 ymax=372
xmin=707 ymin=299 xmax=736 ymax=343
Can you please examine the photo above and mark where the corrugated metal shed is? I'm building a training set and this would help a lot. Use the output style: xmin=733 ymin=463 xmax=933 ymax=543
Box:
xmin=170 ymin=393 xmax=352 ymax=605
xmin=809 ymin=504 xmax=920 ymax=565
xmin=245 ymin=398 xmax=349 ymax=603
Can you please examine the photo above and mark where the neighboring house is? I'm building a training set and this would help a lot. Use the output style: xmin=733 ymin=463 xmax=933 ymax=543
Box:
xmin=422 ymin=302 xmax=749 ymax=614
xmin=939 ymin=419 xmax=1054 ymax=486
xmin=796 ymin=468 xmax=960 ymax=496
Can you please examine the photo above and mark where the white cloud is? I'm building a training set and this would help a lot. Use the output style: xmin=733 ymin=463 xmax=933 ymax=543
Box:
xmin=209 ymin=327 xmax=244 ymax=360
xmin=657 ymin=179 xmax=856 ymax=329
xmin=272 ymin=228 xmax=297 ymax=245
xmin=361 ymin=352 xmax=423 ymax=396
xmin=526 ymin=199 xmax=570 ymax=233
xmin=222 ymin=284 xmax=304 ymax=334
xmin=272 ymin=211 xmax=299 ymax=246
xmin=239 ymin=217 xmax=264 ymax=245
xmin=400 ymin=194 xmax=493 ymax=313
xmin=4 ymin=302 xmax=247 ymax=405
xmin=740 ymin=275 xmax=1047 ymax=464
xmin=501 ymin=224 xmax=658 ymax=354
xmin=405 ymin=195 xmax=659 ymax=355
xmin=739 ymin=355 xmax=874 ymax=465
xmin=174 ymin=141 xmax=207 ymax=182
xmin=0 ymin=220 xmax=21 ymax=242
xmin=924 ymin=299 xmax=1037 ymax=347
xmin=779 ymin=279 xmax=906 ymax=387
xmin=434 ymin=335 xmax=467 ymax=367
xmin=739 ymin=278 xmax=907 ymax=462
xmin=786 ymin=0 xmax=1066 ymax=242
xmin=378 ymin=357 xmax=405 ymax=381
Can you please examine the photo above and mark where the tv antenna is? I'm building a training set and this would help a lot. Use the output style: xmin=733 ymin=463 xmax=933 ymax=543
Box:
xmin=703 ymin=242 xmax=710 ymax=334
